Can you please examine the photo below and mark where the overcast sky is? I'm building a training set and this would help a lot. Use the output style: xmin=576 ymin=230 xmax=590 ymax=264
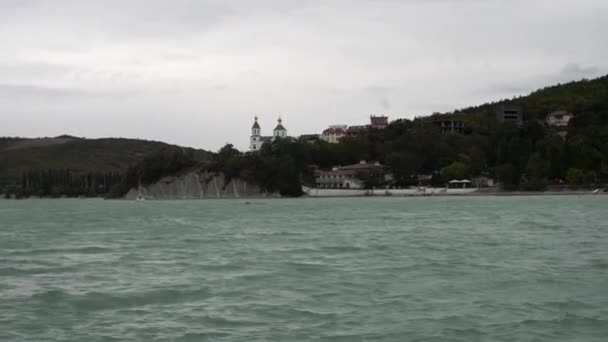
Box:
xmin=1 ymin=0 xmax=607 ymax=151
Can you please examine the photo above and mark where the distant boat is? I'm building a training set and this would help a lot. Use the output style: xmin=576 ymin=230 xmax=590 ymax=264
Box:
xmin=592 ymin=188 xmax=601 ymax=194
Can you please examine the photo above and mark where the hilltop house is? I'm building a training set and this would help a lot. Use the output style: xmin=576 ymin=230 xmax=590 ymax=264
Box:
xmin=546 ymin=109 xmax=574 ymax=127
xmin=370 ymin=115 xmax=389 ymax=129
xmin=250 ymin=116 xmax=288 ymax=151
xmin=347 ymin=125 xmax=366 ymax=136
xmin=320 ymin=125 xmax=348 ymax=143
xmin=321 ymin=116 xmax=391 ymax=143
xmin=299 ymin=134 xmax=320 ymax=143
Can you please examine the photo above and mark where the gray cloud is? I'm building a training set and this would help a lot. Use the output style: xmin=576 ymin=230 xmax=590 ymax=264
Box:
xmin=1 ymin=0 xmax=607 ymax=150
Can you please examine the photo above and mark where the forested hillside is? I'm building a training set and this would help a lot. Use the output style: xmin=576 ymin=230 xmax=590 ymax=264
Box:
xmin=0 ymin=136 xmax=210 ymax=197
xmin=205 ymin=75 xmax=608 ymax=195
xmin=3 ymin=75 xmax=607 ymax=198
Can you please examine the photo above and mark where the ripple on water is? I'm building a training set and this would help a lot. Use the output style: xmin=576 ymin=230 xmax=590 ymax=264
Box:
xmin=31 ymin=286 xmax=211 ymax=312
xmin=7 ymin=246 xmax=113 ymax=256
xmin=1 ymin=197 xmax=607 ymax=341
xmin=0 ymin=265 xmax=79 ymax=277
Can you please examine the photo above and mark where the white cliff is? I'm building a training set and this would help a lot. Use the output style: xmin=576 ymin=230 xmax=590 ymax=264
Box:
xmin=124 ymin=171 xmax=275 ymax=200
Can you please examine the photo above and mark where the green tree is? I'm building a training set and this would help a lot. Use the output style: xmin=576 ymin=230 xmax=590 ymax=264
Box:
xmin=386 ymin=152 xmax=421 ymax=185
xmin=565 ymin=168 xmax=584 ymax=185
xmin=441 ymin=161 xmax=469 ymax=180
xmin=522 ymin=153 xmax=549 ymax=191
xmin=496 ymin=163 xmax=519 ymax=190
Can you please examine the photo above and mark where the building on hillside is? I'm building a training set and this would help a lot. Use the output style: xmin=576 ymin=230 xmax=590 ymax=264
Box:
xmin=317 ymin=115 xmax=390 ymax=141
xmin=315 ymin=161 xmax=383 ymax=189
xmin=347 ymin=125 xmax=366 ymax=136
xmin=433 ymin=119 xmax=465 ymax=135
xmin=299 ymin=134 xmax=320 ymax=143
xmin=495 ymin=105 xmax=523 ymax=124
xmin=546 ymin=109 xmax=574 ymax=127
xmin=320 ymin=125 xmax=348 ymax=144
xmin=250 ymin=116 xmax=288 ymax=151
xmin=370 ymin=115 xmax=389 ymax=129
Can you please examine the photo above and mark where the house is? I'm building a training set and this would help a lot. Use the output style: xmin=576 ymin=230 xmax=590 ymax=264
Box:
xmin=250 ymin=116 xmax=288 ymax=151
xmin=370 ymin=115 xmax=389 ymax=129
xmin=315 ymin=161 xmax=383 ymax=189
xmin=496 ymin=105 xmax=523 ymax=124
xmin=347 ymin=125 xmax=366 ymax=136
xmin=320 ymin=125 xmax=348 ymax=144
xmin=299 ymin=134 xmax=320 ymax=143
xmin=546 ymin=109 xmax=574 ymax=127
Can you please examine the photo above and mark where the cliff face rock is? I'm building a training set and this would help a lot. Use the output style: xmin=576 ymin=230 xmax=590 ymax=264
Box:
xmin=124 ymin=171 xmax=274 ymax=200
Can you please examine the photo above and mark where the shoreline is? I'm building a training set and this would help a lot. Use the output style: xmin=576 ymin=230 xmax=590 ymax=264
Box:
xmin=1 ymin=189 xmax=606 ymax=200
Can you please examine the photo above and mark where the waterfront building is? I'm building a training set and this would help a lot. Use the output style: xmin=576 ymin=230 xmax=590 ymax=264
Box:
xmin=315 ymin=161 xmax=383 ymax=189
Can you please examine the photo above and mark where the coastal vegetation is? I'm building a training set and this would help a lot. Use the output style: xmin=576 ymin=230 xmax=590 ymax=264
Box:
xmin=0 ymin=136 xmax=210 ymax=198
xmin=1 ymin=75 xmax=607 ymax=198
xmin=205 ymin=75 xmax=608 ymax=194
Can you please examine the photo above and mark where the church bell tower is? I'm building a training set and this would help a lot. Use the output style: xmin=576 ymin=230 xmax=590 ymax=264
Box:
xmin=250 ymin=116 xmax=261 ymax=151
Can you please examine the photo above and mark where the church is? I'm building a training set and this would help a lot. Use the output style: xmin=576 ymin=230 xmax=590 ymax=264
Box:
xmin=250 ymin=116 xmax=288 ymax=151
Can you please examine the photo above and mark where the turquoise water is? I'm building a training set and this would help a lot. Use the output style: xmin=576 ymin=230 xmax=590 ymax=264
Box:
xmin=1 ymin=197 xmax=607 ymax=341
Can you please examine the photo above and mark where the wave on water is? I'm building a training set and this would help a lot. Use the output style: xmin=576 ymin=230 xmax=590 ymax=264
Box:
xmin=485 ymin=313 xmax=608 ymax=335
xmin=588 ymin=258 xmax=608 ymax=269
xmin=284 ymin=261 xmax=332 ymax=273
xmin=176 ymin=331 xmax=233 ymax=342
xmin=519 ymin=313 xmax=607 ymax=327
xmin=516 ymin=220 xmax=563 ymax=230
xmin=0 ymin=266 xmax=78 ymax=277
xmin=319 ymin=245 xmax=365 ymax=253
xmin=2 ymin=197 xmax=607 ymax=341
xmin=31 ymin=286 xmax=211 ymax=312
xmin=8 ymin=246 xmax=113 ymax=256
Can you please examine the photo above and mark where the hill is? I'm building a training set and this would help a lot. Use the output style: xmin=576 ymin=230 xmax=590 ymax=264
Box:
xmin=202 ymin=75 xmax=608 ymax=195
xmin=0 ymin=136 xmax=211 ymax=197
xmin=2 ymin=75 xmax=607 ymax=198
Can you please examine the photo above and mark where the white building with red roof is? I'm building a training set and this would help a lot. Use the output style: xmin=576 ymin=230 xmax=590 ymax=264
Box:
xmin=320 ymin=125 xmax=348 ymax=144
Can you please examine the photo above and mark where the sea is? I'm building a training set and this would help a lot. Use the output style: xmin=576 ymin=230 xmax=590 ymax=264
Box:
xmin=1 ymin=196 xmax=607 ymax=341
